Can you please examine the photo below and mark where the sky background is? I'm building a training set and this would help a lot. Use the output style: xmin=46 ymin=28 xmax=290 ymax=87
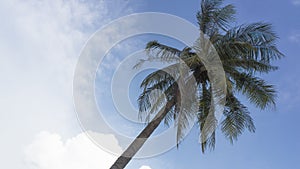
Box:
xmin=1 ymin=0 xmax=300 ymax=169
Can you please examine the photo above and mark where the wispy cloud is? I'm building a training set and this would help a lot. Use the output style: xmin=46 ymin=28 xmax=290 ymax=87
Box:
xmin=289 ymin=33 xmax=300 ymax=43
xmin=292 ymin=0 xmax=300 ymax=5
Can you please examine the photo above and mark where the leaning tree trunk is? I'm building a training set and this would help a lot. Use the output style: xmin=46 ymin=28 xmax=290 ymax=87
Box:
xmin=110 ymin=100 xmax=174 ymax=169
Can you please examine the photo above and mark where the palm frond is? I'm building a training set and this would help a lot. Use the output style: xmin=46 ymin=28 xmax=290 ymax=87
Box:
xmin=201 ymin=131 xmax=216 ymax=152
xmin=221 ymin=93 xmax=255 ymax=143
xmin=215 ymin=23 xmax=284 ymax=62
xmin=223 ymin=58 xmax=278 ymax=73
xmin=197 ymin=83 xmax=215 ymax=152
xmin=146 ymin=41 xmax=181 ymax=60
xmin=175 ymin=75 xmax=198 ymax=146
xmin=198 ymin=0 xmax=235 ymax=34
xmin=212 ymin=4 xmax=236 ymax=31
xmin=138 ymin=71 xmax=175 ymax=114
xmin=138 ymin=80 xmax=177 ymax=122
xmin=230 ymin=71 xmax=276 ymax=109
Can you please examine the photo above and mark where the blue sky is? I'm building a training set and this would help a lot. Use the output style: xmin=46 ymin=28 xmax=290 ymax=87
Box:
xmin=99 ymin=0 xmax=300 ymax=168
xmin=1 ymin=0 xmax=299 ymax=169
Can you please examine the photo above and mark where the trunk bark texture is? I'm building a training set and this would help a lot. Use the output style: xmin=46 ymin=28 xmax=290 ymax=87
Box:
xmin=110 ymin=100 xmax=174 ymax=169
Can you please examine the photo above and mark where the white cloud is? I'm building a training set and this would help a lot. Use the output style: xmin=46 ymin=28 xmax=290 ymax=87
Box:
xmin=0 ymin=0 xmax=138 ymax=168
xmin=24 ymin=131 xmax=120 ymax=169
xmin=139 ymin=165 xmax=152 ymax=169
xmin=0 ymin=0 xmax=158 ymax=168
xmin=0 ymin=0 xmax=110 ymax=134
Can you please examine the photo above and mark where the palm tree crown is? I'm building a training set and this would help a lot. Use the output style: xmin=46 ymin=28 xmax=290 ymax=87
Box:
xmin=110 ymin=0 xmax=283 ymax=168
xmin=137 ymin=0 xmax=283 ymax=152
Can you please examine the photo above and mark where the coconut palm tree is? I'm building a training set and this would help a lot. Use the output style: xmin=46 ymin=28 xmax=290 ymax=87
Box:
xmin=110 ymin=0 xmax=283 ymax=168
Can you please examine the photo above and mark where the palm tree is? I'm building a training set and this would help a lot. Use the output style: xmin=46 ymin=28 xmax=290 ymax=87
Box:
xmin=110 ymin=0 xmax=283 ymax=168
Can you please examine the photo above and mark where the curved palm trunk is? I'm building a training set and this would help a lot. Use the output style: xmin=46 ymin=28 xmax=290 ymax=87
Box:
xmin=110 ymin=101 xmax=174 ymax=169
